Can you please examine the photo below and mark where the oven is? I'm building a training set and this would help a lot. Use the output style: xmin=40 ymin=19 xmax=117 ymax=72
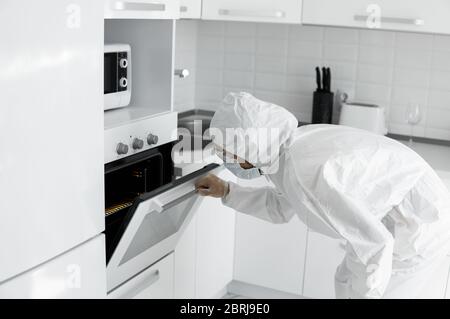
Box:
xmin=104 ymin=141 xmax=218 ymax=292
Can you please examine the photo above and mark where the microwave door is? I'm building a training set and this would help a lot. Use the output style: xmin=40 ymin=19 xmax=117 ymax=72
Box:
xmin=106 ymin=164 xmax=219 ymax=292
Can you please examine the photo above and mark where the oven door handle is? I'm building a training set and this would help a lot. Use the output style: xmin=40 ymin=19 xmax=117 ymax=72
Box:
xmin=160 ymin=189 xmax=198 ymax=212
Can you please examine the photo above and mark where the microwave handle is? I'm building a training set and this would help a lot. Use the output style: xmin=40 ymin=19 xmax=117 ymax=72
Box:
xmin=113 ymin=1 xmax=166 ymax=12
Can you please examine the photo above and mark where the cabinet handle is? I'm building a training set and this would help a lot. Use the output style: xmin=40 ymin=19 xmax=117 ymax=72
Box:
xmin=113 ymin=1 xmax=166 ymax=12
xmin=218 ymin=9 xmax=286 ymax=19
xmin=354 ymin=15 xmax=424 ymax=26
xmin=180 ymin=5 xmax=188 ymax=13
xmin=123 ymin=270 xmax=160 ymax=299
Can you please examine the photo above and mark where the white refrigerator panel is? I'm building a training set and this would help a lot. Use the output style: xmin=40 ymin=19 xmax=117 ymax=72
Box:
xmin=0 ymin=235 xmax=106 ymax=299
xmin=0 ymin=0 xmax=104 ymax=282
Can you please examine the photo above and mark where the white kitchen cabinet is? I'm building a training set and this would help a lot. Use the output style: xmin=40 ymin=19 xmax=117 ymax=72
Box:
xmin=0 ymin=235 xmax=106 ymax=299
xmin=174 ymin=167 xmax=236 ymax=299
xmin=202 ymin=0 xmax=302 ymax=24
xmin=233 ymin=176 xmax=307 ymax=296
xmin=0 ymin=0 xmax=104 ymax=284
xmin=302 ymin=231 xmax=345 ymax=299
xmin=195 ymin=169 xmax=236 ymax=298
xmin=180 ymin=0 xmax=202 ymax=19
xmin=105 ymin=0 xmax=181 ymax=19
xmin=302 ymin=0 xmax=450 ymax=34
xmin=109 ymin=253 xmax=174 ymax=299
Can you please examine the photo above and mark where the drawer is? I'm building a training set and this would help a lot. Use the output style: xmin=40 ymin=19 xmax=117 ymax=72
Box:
xmin=108 ymin=253 xmax=174 ymax=299
xmin=105 ymin=0 xmax=180 ymax=19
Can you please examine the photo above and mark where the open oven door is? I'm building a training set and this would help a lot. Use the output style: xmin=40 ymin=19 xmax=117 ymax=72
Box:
xmin=106 ymin=164 xmax=219 ymax=292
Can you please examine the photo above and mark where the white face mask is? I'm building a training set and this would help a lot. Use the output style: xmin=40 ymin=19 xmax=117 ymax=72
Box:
xmin=224 ymin=162 xmax=261 ymax=180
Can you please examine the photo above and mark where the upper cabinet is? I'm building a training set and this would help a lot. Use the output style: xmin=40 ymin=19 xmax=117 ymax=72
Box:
xmin=202 ymin=0 xmax=302 ymax=24
xmin=180 ymin=0 xmax=202 ymax=19
xmin=105 ymin=0 xmax=180 ymax=19
xmin=303 ymin=0 xmax=450 ymax=34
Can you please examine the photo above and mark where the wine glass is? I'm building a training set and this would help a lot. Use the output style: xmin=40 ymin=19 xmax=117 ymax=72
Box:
xmin=405 ymin=102 xmax=422 ymax=147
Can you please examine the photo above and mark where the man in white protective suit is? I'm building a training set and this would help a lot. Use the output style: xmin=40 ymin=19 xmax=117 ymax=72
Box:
xmin=195 ymin=92 xmax=450 ymax=299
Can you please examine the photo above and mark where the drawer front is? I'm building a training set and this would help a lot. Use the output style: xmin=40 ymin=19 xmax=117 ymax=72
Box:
xmin=105 ymin=0 xmax=180 ymax=20
xmin=109 ymin=253 xmax=174 ymax=299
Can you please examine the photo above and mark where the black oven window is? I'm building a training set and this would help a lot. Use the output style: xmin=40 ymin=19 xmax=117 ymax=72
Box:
xmin=104 ymin=52 xmax=117 ymax=94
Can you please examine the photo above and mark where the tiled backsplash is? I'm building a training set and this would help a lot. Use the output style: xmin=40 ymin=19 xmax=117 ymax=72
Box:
xmin=174 ymin=20 xmax=450 ymax=140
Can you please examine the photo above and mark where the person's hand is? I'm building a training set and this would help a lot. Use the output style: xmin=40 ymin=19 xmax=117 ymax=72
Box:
xmin=195 ymin=174 xmax=229 ymax=198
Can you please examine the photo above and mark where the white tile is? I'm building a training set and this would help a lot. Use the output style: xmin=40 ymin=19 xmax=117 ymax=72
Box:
xmin=324 ymin=27 xmax=359 ymax=45
xmin=196 ymin=68 xmax=223 ymax=85
xmin=426 ymin=109 xmax=450 ymax=130
xmin=256 ymin=23 xmax=289 ymax=38
xmin=287 ymin=57 xmax=321 ymax=77
xmin=321 ymin=61 xmax=357 ymax=81
xmin=431 ymin=50 xmax=450 ymax=71
xmin=225 ymin=36 xmax=256 ymax=54
xmin=355 ymin=83 xmax=391 ymax=102
xmin=223 ymin=70 xmax=254 ymax=89
xmin=224 ymin=22 xmax=256 ymax=37
xmin=196 ymin=51 xmax=224 ymax=69
xmin=393 ymin=67 xmax=430 ymax=88
xmin=198 ymin=21 xmax=224 ymax=35
xmin=428 ymin=90 xmax=450 ymax=110
xmin=359 ymin=30 xmax=395 ymax=47
xmin=256 ymin=38 xmax=288 ymax=56
xmin=430 ymin=71 xmax=450 ymax=91
xmin=433 ymin=35 xmax=450 ymax=52
xmin=391 ymin=86 xmax=428 ymax=107
xmin=388 ymin=121 xmax=426 ymax=137
xmin=196 ymin=85 xmax=225 ymax=103
xmin=255 ymin=55 xmax=287 ymax=74
xmin=288 ymin=41 xmax=322 ymax=59
xmin=254 ymin=72 xmax=286 ymax=91
xmin=358 ymin=46 xmax=395 ymax=66
xmin=395 ymin=33 xmax=433 ymax=49
xmin=323 ymin=44 xmax=358 ymax=62
xmin=224 ymin=53 xmax=254 ymax=71
xmin=395 ymin=49 xmax=432 ymax=69
xmin=289 ymin=25 xmax=324 ymax=42
xmin=198 ymin=35 xmax=224 ymax=52
xmin=357 ymin=64 xmax=392 ymax=85
xmin=285 ymin=75 xmax=315 ymax=94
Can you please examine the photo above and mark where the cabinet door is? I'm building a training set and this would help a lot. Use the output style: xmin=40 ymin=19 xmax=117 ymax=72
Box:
xmin=0 ymin=235 xmax=106 ymax=299
xmin=0 ymin=0 xmax=104 ymax=283
xmin=174 ymin=213 xmax=197 ymax=298
xmin=202 ymin=0 xmax=302 ymax=24
xmin=195 ymin=169 xmax=237 ymax=298
xmin=233 ymin=176 xmax=307 ymax=295
xmin=180 ymin=0 xmax=202 ymax=19
xmin=105 ymin=0 xmax=181 ymax=19
xmin=303 ymin=0 xmax=450 ymax=34
xmin=303 ymin=231 xmax=346 ymax=299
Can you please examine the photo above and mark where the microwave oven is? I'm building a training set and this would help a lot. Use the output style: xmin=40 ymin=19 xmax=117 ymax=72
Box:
xmin=104 ymin=43 xmax=131 ymax=111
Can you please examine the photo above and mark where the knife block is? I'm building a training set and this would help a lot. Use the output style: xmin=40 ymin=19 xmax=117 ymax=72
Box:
xmin=312 ymin=91 xmax=334 ymax=124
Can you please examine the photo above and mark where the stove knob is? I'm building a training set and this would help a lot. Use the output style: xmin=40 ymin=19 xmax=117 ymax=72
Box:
xmin=116 ymin=143 xmax=129 ymax=155
xmin=133 ymin=138 xmax=144 ymax=150
xmin=119 ymin=58 xmax=128 ymax=68
xmin=147 ymin=133 xmax=159 ymax=145
xmin=119 ymin=77 xmax=128 ymax=88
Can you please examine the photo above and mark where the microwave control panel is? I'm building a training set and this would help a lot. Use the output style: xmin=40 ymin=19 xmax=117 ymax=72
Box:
xmin=104 ymin=112 xmax=177 ymax=164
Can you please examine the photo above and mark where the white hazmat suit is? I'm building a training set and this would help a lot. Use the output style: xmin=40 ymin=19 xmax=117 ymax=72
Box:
xmin=208 ymin=92 xmax=450 ymax=299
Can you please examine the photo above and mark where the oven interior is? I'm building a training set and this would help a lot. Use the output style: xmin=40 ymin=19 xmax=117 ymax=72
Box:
xmin=104 ymin=143 xmax=174 ymax=260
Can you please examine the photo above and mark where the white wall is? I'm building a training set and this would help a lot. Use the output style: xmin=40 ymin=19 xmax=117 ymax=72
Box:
xmin=175 ymin=20 xmax=450 ymax=140
xmin=174 ymin=20 xmax=199 ymax=112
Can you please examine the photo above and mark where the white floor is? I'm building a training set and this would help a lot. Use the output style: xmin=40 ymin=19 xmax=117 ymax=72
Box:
xmin=223 ymin=281 xmax=305 ymax=299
